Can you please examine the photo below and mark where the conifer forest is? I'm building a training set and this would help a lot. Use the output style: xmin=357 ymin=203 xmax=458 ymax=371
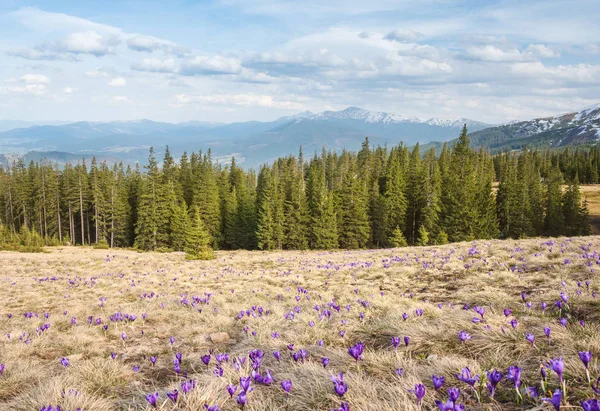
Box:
xmin=0 ymin=127 xmax=593 ymax=254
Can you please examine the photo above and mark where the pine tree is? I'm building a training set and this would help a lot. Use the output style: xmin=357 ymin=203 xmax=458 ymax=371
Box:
xmin=170 ymin=200 xmax=190 ymax=251
xmin=185 ymin=205 xmax=214 ymax=259
xmin=544 ymin=164 xmax=565 ymax=236
xmin=337 ymin=155 xmax=370 ymax=249
xmin=383 ymin=147 xmax=407 ymax=246
xmin=306 ymin=155 xmax=338 ymax=249
xmin=441 ymin=125 xmax=477 ymax=242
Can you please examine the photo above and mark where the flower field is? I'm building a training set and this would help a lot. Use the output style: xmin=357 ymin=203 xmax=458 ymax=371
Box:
xmin=1 ymin=237 xmax=600 ymax=410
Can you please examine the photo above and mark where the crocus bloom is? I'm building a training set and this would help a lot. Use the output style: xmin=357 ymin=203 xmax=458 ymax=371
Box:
xmin=547 ymin=357 xmax=564 ymax=381
xmin=0 ymin=364 xmax=4 ymax=375
xmin=322 ymin=357 xmax=330 ymax=368
xmin=331 ymin=373 xmax=348 ymax=397
xmin=448 ymin=387 xmax=460 ymax=402
xmin=348 ymin=342 xmax=365 ymax=363
xmin=204 ymin=405 xmax=220 ymax=411
xmin=272 ymin=351 xmax=280 ymax=361
xmin=167 ymin=389 xmax=178 ymax=403
xmin=432 ymin=375 xmax=445 ymax=391
xmin=526 ymin=333 xmax=535 ymax=345
xmin=281 ymin=380 xmax=293 ymax=393
xmin=579 ymin=351 xmax=592 ymax=369
xmin=456 ymin=367 xmax=479 ymax=387
xmin=237 ymin=391 xmax=247 ymax=408
xmin=458 ymin=331 xmax=471 ymax=343
xmin=581 ymin=399 xmax=600 ymax=411
xmin=146 ymin=392 xmax=159 ymax=408
xmin=410 ymin=384 xmax=426 ymax=405
xmin=61 ymin=358 xmax=69 ymax=368
xmin=510 ymin=319 xmax=518 ymax=329
xmin=503 ymin=308 xmax=512 ymax=317
xmin=486 ymin=370 xmax=503 ymax=398
xmin=392 ymin=337 xmax=401 ymax=349
xmin=240 ymin=376 xmax=252 ymax=393
xmin=542 ymin=389 xmax=561 ymax=411
xmin=506 ymin=365 xmax=522 ymax=388
xmin=404 ymin=336 xmax=410 ymax=348
xmin=227 ymin=384 xmax=237 ymax=398
xmin=544 ymin=327 xmax=551 ymax=339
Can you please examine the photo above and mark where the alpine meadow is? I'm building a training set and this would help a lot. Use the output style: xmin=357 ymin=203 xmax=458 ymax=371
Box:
xmin=2 ymin=1 xmax=600 ymax=411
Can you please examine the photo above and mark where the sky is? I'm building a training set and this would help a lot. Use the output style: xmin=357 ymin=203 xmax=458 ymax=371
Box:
xmin=0 ymin=0 xmax=599 ymax=124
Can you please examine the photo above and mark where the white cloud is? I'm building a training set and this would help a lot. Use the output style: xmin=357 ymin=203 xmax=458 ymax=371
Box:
xmin=174 ymin=93 xmax=305 ymax=110
xmin=57 ymin=31 xmax=117 ymax=56
xmin=465 ymin=45 xmax=530 ymax=62
xmin=0 ymin=84 xmax=48 ymax=96
xmin=180 ymin=56 xmax=242 ymax=75
xmin=510 ymin=62 xmax=600 ymax=85
xmin=20 ymin=74 xmax=50 ymax=84
xmin=63 ymin=87 xmax=74 ymax=94
xmin=127 ymin=35 xmax=189 ymax=55
xmin=131 ymin=58 xmax=177 ymax=73
xmin=524 ymin=44 xmax=559 ymax=58
xmin=384 ymin=29 xmax=422 ymax=43
xmin=108 ymin=77 xmax=127 ymax=86
xmin=85 ymin=68 xmax=110 ymax=78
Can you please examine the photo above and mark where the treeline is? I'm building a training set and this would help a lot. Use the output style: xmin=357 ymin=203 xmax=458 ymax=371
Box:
xmin=0 ymin=127 xmax=592 ymax=252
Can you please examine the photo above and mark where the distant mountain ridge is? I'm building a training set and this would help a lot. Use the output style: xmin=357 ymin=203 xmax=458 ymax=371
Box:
xmin=0 ymin=107 xmax=491 ymax=167
xmin=463 ymin=103 xmax=600 ymax=152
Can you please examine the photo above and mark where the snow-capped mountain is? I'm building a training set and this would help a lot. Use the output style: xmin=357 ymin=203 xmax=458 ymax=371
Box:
xmin=466 ymin=103 xmax=600 ymax=152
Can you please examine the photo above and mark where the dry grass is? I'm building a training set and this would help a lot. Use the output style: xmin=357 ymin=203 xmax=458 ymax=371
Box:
xmin=1 ymin=238 xmax=600 ymax=410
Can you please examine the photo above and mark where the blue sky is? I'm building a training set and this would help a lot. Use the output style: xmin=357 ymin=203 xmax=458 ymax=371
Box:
xmin=0 ymin=0 xmax=599 ymax=123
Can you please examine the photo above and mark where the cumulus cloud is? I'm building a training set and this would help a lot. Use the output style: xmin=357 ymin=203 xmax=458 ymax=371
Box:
xmin=131 ymin=58 xmax=177 ymax=73
xmin=174 ymin=93 xmax=304 ymax=110
xmin=384 ymin=29 xmax=422 ymax=43
xmin=180 ymin=56 xmax=242 ymax=75
xmin=63 ymin=87 xmax=74 ymax=94
xmin=20 ymin=74 xmax=50 ymax=84
xmin=127 ymin=35 xmax=189 ymax=55
xmin=108 ymin=77 xmax=126 ymax=86
xmin=524 ymin=44 xmax=559 ymax=58
xmin=85 ymin=68 xmax=110 ymax=78
xmin=465 ymin=45 xmax=531 ymax=62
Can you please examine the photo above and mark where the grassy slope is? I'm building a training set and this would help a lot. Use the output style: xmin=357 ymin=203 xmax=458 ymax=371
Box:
xmin=1 ymin=238 xmax=600 ymax=410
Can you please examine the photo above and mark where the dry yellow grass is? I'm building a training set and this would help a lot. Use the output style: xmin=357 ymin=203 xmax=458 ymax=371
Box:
xmin=0 ymin=238 xmax=599 ymax=410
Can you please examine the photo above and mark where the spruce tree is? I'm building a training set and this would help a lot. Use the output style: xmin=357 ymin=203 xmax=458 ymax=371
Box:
xmin=185 ymin=205 xmax=214 ymax=259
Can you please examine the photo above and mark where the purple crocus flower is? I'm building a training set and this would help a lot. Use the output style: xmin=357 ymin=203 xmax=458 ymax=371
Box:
xmin=526 ymin=386 xmax=539 ymax=398
xmin=542 ymin=389 xmax=561 ymax=411
xmin=486 ymin=370 xmax=503 ymax=398
xmin=150 ymin=356 xmax=157 ymax=365
xmin=503 ymin=308 xmax=512 ymax=317
xmin=392 ymin=337 xmax=401 ymax=350
xmin=167 ymin=389 xmax=178 ymax=403
xmin=458 ymin=331 xmax=471 ymax=343
xmin=402 ymin=312 xmax=408 ymax=321
xmin=448 ymin=387 xmax=461 ymax=403
xmin=506 ymin=365 xmax=522 ymax=388
xmin=526 ymin=333 xmax=535 ymax=345
xmin=281 ymin=380 xmax=293 ymax=394
xmin=237 ymin=391 xmax=247 ymax=408
xmin=204 ymin=405 xmax=219 ymax=411
xmin=410 ymin=383 xmax=426 ymax=406
xmin=432 ymin=375 xmax=445 ymax=391
xmin=60 ymin=358 xmax=69 ymax=368
xmin=559 ymin=318 xmax=567 ymax=327
xmin=331 ymin=373 xmax=348 ymax=397
xmin=581 ymin=399 xmax=600 ymax=411
xmin=322 ymin=357 xmax=330 ymax=368
xmin=227 ymin=384 xmax=237 ymax=398
xmin=547 ymin=357 xmax=565 ymax=381
xmin=348 ymin=342 xmax=365 ymax=363
xmin=240 ymin=376 xmax=252 ymax=393
xmin=544 ymin=327 xmax=551 ymax=339
xmin=579 ymin=351 xmax=592 ymax=369
xmin=456 ymin=367 xmax=479 ymax=387
xmin=202 ymin=354 xmax=211 ymax=366
xmin=273 ymin=351 xmax=281 ymax=362
xmin=169 ymin=336 xmax=175 ymax=345
xmin=404 ymin=336 xmax=410 ymax=347
xmin=510 ymin=318 xmax=518 ymax=329
xmin=0 ymin=364 xmax=4 ymax=375
xmin=146 ymin=392 xmax=159 ymax=408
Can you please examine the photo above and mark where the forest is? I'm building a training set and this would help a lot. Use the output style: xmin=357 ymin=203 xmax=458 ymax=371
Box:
xmin=0 ymin=126 xmax=593 ymax=255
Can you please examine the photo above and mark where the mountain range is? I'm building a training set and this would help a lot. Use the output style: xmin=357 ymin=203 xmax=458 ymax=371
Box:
xmin=0 ymin=103 xmax=598 ymax=168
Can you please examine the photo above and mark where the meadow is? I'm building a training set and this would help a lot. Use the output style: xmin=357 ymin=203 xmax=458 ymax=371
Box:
xmin=1 ymin=237 xmax=600 ymax=411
